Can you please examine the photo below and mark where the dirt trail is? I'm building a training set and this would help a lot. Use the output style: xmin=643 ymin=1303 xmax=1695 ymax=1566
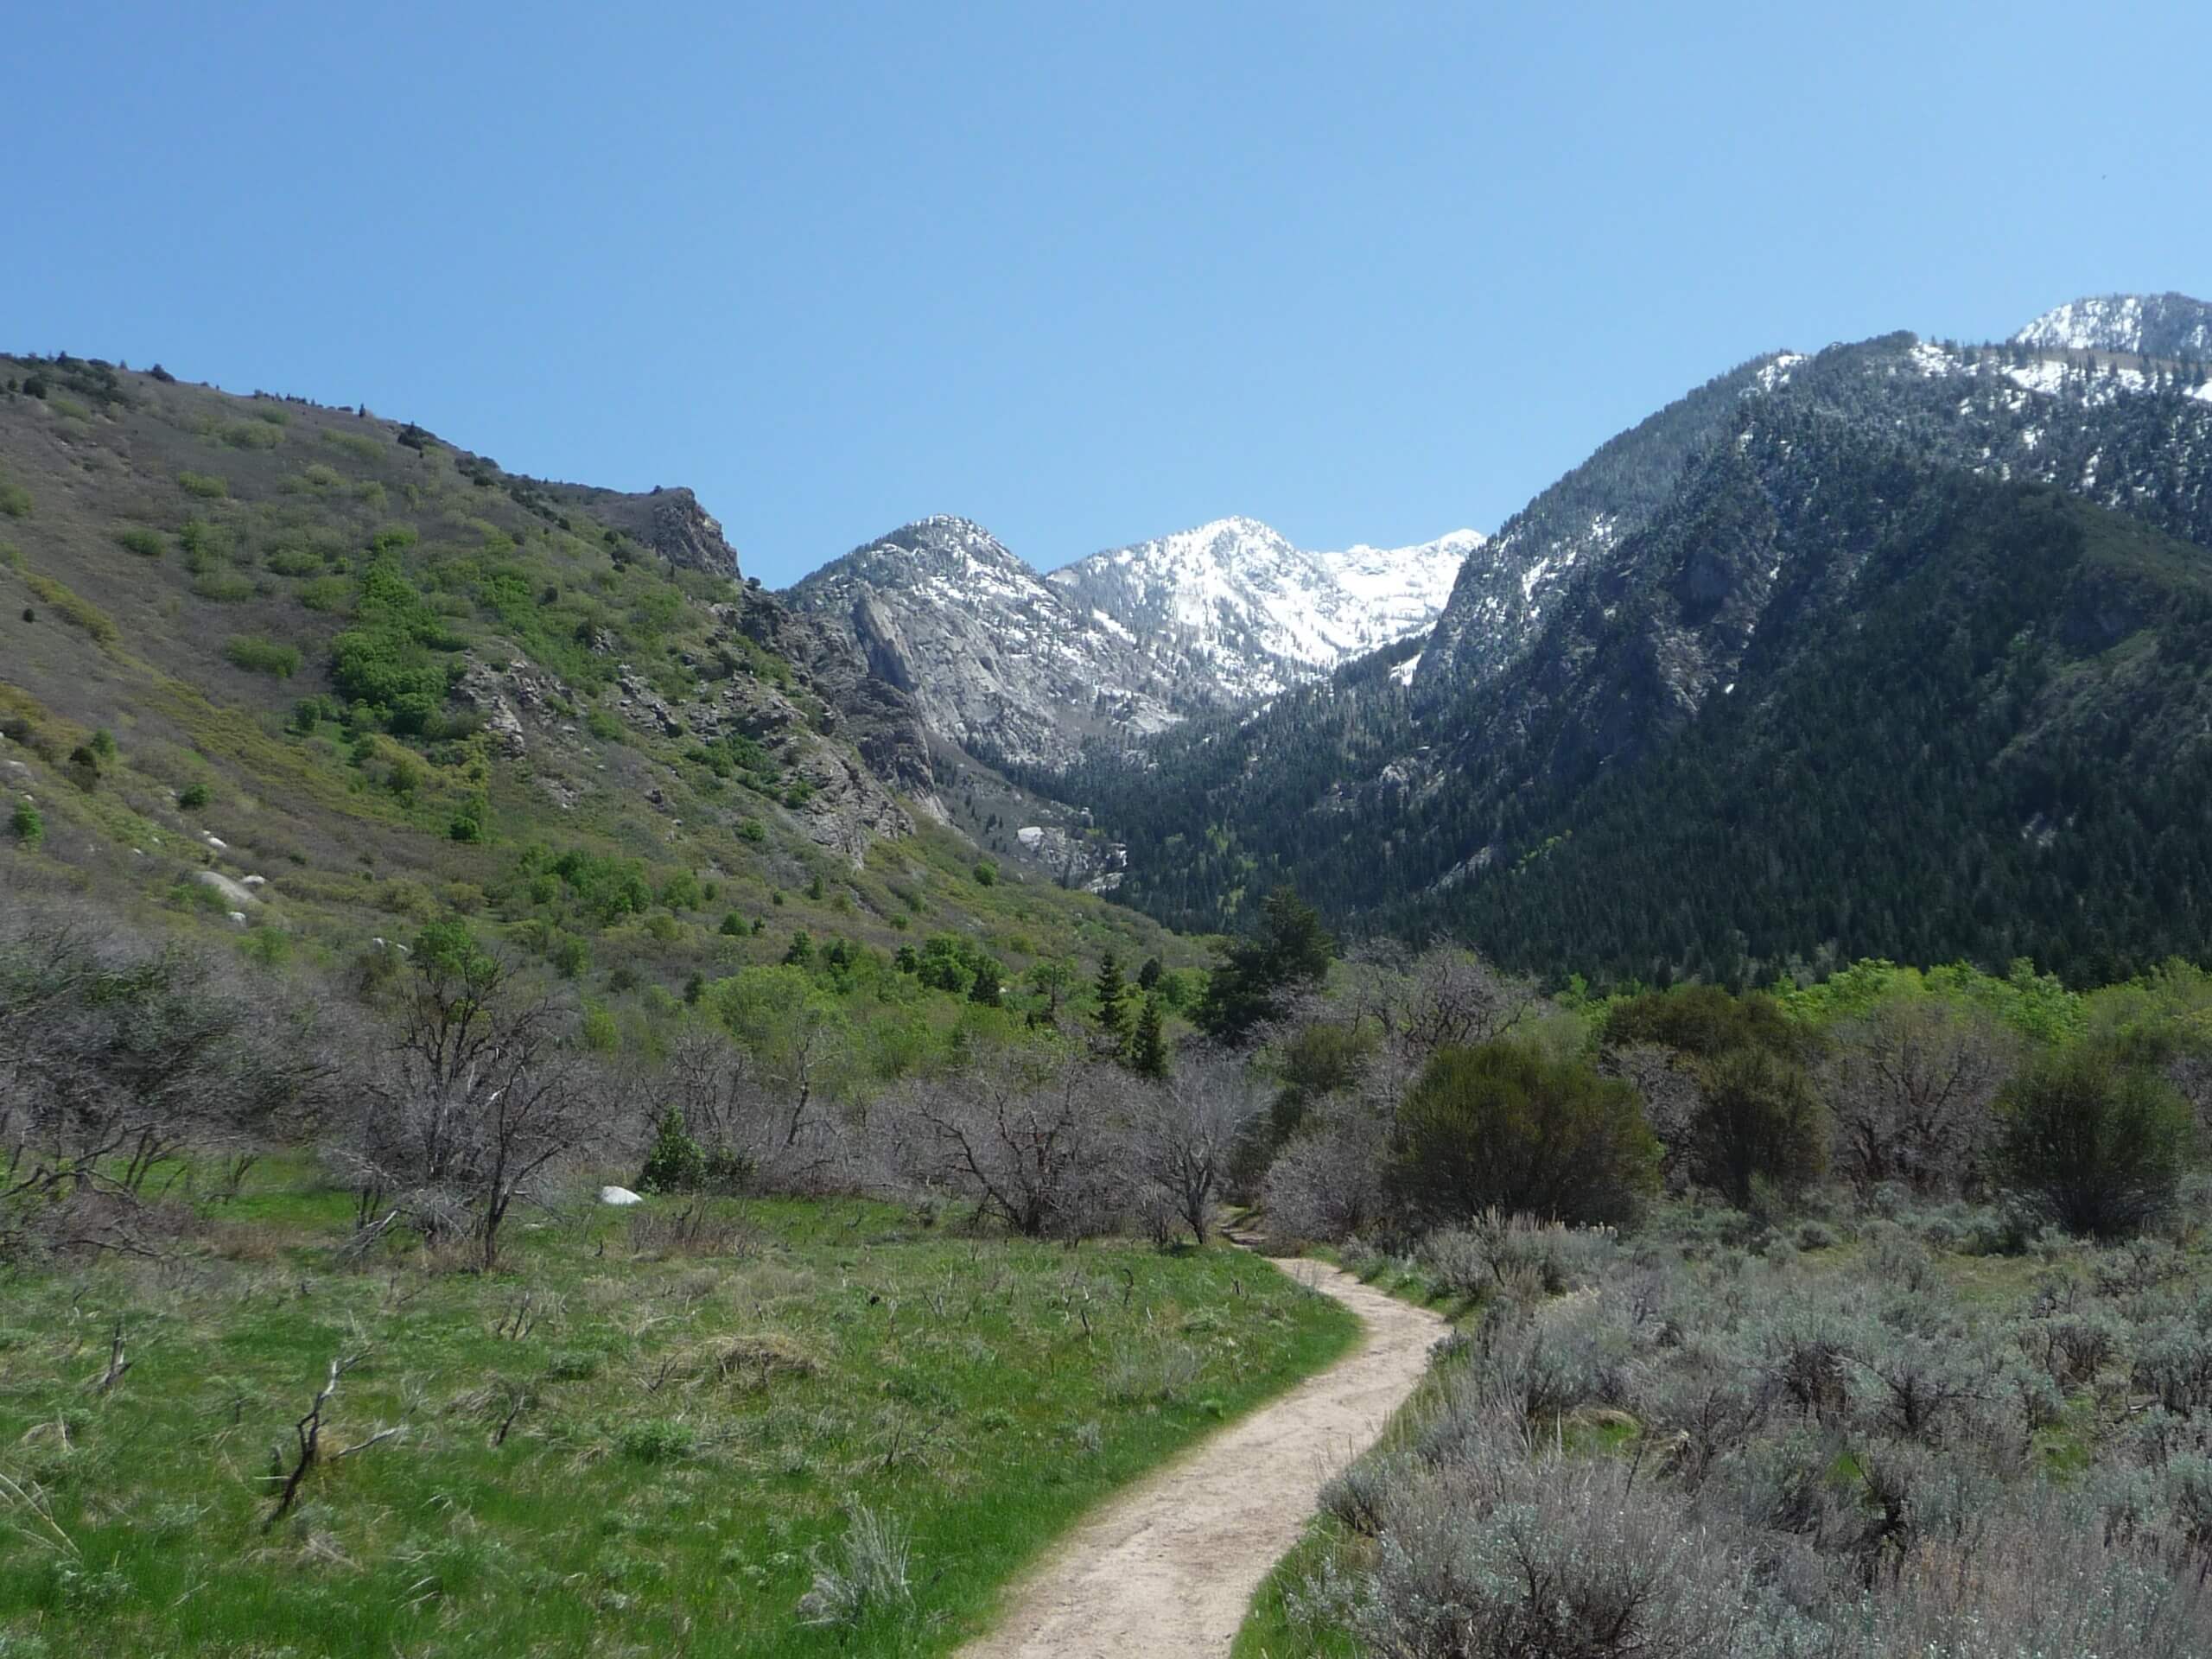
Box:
xmin=957 ymin=1254 xmax=1447 ymax=1659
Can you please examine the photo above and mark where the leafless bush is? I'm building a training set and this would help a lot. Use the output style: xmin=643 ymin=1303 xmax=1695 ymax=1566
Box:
xmin=886 ymin=1047 xmax=1131 ymax=1237
xmin=1600 ymin=1043 xmax=1704 ymax=1192
xmin=1820 ymin=1000 xmax=2015 ymax=1197
xmin=333 ymin=925 xmax=612 ymax=1269
xmin=626 ymin=1199 xmax=757 ymax=1260
xmin=0 ymin=905 xmax=352 ymax=1256
xmin=1128 ymin=1048 xmax=1262 ymax=1244
xmin=657 ymin=1025 xmax=848 ymax=1194
xmin=1260 ymin=1101 xmax=1389 ymax=1243
xmin=1347 ymin=941 xmax=1541 ymax=1059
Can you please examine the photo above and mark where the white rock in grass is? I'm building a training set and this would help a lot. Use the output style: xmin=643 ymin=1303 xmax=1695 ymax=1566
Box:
xmin=599 ymin=1185 xmax=645 ymax=1206
xmin=192 ymin=870 xmax=260 ymax=908
xmin=241 ymin=874 xmax=267 ymax=887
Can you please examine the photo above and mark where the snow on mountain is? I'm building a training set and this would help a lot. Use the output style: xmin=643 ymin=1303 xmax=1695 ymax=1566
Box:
xmin=784 ymin=513 xmax=1478 ymax=770
xmin=2012 ymin=293 xmax=2212 ymax=362
xmin=1415 ymin=308 xmax=2212 ymax=707
xmin=784 ymin=515 xmax=1178 ymax=771
xmin=1049 ymin=517 xmax=1478 ymax=705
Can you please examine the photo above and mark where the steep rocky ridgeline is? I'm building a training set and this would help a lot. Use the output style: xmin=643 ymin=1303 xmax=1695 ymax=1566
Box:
xmin=2012 ymin=292 xmax=2212 ymax=362
xmin=784 ymin=515 xmax=1179 ymax=773
xmin=784 ymin=512 xmax=1477 ymax=772
xmin=1066 ymin=295 xmax=2212 ymax=984
xmin=1048 ymin=516 xmax=1477 ymax=709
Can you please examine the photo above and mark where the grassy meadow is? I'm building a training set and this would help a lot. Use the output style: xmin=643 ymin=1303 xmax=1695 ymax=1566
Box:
xmin=0 ymin=1160 xmax=1355 ymax=1658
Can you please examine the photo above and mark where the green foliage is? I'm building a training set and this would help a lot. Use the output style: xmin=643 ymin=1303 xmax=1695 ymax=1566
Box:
xmin=329 ymin=557 xmax=460 ymax=723
xmin=177 ymin=470 xmax=228 ymax=499
xmin=1388 ymin=1040 xmax=1659 ymax=1226
xmin=973 ymin=860 xmax=997 ymax=887
xmin=222 ymin=636 xmax=302 ymax=677
xmin=1997 ymin=1042 xmax=2195 ymax=1237
xmin=1130 ymin=996 xmax=1170 ymax=1079
xmin=115 ymin=526 xmax=165 ymax=557
xmin=0 ymin=482 xmax=30 ymax=518
xmin=19 ymin=571 xmax=117 ymax=643
xmin=1197 ymin=886 xmax=1334 ymax=1042
xmin=191 ymin=569 xmax=256 ymax=603
xmin=1686 ymin=1045 xmax=1828 ymax=1207
xmin=1095 ymin=951 xmax=1130 ymax=1044
xmin=177 ymin=783 xmax=211 ymax=811
xmin=8 ymin=801 xmax=41 ymax=847
xmin=448 ymin=792 xmax=489 ymax=843
xmin=296 ymin=574 xmax=352 ymax=612
xmin=1603 ymin=984 xmax=1810 ymax=1062
xmin=637 ymin=1107 xmax=709 ymax=1194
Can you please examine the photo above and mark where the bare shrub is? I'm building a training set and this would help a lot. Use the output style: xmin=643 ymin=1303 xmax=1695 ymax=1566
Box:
xmin=1260 ymin=1102 xmax=1389 ymax=1243
xmin=1821 ymin=1000 xmax=2014 ymax=1197
xmin=1348 ymin=941 xmax=1541 ymax=1058
xmin=334 ymin=920 xmax=608 ymax=1268
xmin=887 ymin=1046 xmax=1130 ymax=1237
xmin=0 ymin=907 xmax=344 ymax=1198
xmin=625 ymin=1199 xmax=757 ymax=1260
xmin=1128 ymin=1048 xmax=1262 ymax=1243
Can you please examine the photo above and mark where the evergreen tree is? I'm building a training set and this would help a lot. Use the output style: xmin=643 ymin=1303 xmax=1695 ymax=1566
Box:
xmin=1196 ymin=886 xmax=1334 ymax=1043
xmin=637 ymin=1107 xmax=706 ymax=1194
xmin=1095 ymin=950 xmax=1129 ymax=1046
xmin=1130 ymin=995 xmax=1170 ymax=1079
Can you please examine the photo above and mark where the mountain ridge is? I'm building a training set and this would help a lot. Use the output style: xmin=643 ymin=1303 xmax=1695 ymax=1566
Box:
xmin=782 ymin=511 xmax=1474 ymax=770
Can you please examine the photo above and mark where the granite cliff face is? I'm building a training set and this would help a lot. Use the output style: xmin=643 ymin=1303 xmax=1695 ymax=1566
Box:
xmin=542 ymin=483 xmax=744 ymax=575
xmin=785 ymin=516 xmax=1181 ymax=771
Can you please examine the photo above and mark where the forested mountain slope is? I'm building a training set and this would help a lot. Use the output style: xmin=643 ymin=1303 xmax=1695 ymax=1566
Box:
xmin=1061 ymin=304 xmax=2212 ymax=986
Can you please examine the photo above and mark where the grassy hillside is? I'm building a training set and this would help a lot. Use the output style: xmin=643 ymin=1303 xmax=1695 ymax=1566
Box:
xmin=0 ymin=353 xmax=1195 ymax=1041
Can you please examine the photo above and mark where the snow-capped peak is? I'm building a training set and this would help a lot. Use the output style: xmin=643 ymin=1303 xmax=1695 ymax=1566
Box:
xmin=2012 ymin=293 xmax=2212 ymax=362
xmin=1049 ymin=518 xmax=1480 ymax=703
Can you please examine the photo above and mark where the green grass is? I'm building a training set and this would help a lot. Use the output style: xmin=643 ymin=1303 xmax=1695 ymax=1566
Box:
xmin=221 ymin=635 xmax=302 ymax=677
xmin=16 ymin=571 xmax=118 ymax=645
xmin=0 ymin=1161 xmax=1357 ymax=1657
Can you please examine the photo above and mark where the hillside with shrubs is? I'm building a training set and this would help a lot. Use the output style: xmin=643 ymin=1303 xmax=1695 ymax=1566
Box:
xmin=6 ymin=346 xmax=2212 ymax=1659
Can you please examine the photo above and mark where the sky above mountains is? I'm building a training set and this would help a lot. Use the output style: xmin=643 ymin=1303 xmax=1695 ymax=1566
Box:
xmin=7 ymin=2 xmax=2210 ymax=587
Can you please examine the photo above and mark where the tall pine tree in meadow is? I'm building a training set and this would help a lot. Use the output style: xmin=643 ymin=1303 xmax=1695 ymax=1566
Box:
xmin=1095 ymin=950 xmax=1130 ymax=1048
xmin=1130 ymin=995 xmax=1170 ymax=1079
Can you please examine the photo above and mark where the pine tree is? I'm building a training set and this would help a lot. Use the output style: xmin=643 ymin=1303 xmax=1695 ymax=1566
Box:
xmin=1095 ymin=950 xmax=1129 ymax=1046
xmin=1130 ymin=995 xmax=1170 ymax=1079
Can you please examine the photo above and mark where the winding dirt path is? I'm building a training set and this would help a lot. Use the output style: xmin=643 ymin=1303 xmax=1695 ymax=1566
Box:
xmin=957 ymin=1254 xmax=1447 ymax=1659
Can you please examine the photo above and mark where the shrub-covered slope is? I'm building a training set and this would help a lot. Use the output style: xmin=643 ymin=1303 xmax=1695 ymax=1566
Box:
xmin=0 ymin=353 xmax=1186 ymax=1006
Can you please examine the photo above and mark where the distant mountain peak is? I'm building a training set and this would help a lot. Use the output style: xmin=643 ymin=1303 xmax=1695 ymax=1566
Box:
xmin=2012 ymin=292 xmax=2212 ymax=361
xmin=783 ymin=510 xmax=1479 ymax=769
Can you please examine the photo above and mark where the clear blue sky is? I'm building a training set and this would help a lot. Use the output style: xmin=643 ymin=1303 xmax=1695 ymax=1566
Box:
xmin=9 ymin=3 xmax=2208 ymax=585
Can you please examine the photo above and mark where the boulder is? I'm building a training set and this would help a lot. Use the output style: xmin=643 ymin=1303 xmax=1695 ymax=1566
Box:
xmin=192 ymin=870 xmax=260 ymax=908
xmin=598 ymin=1185 xmax=645 ymax=1206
